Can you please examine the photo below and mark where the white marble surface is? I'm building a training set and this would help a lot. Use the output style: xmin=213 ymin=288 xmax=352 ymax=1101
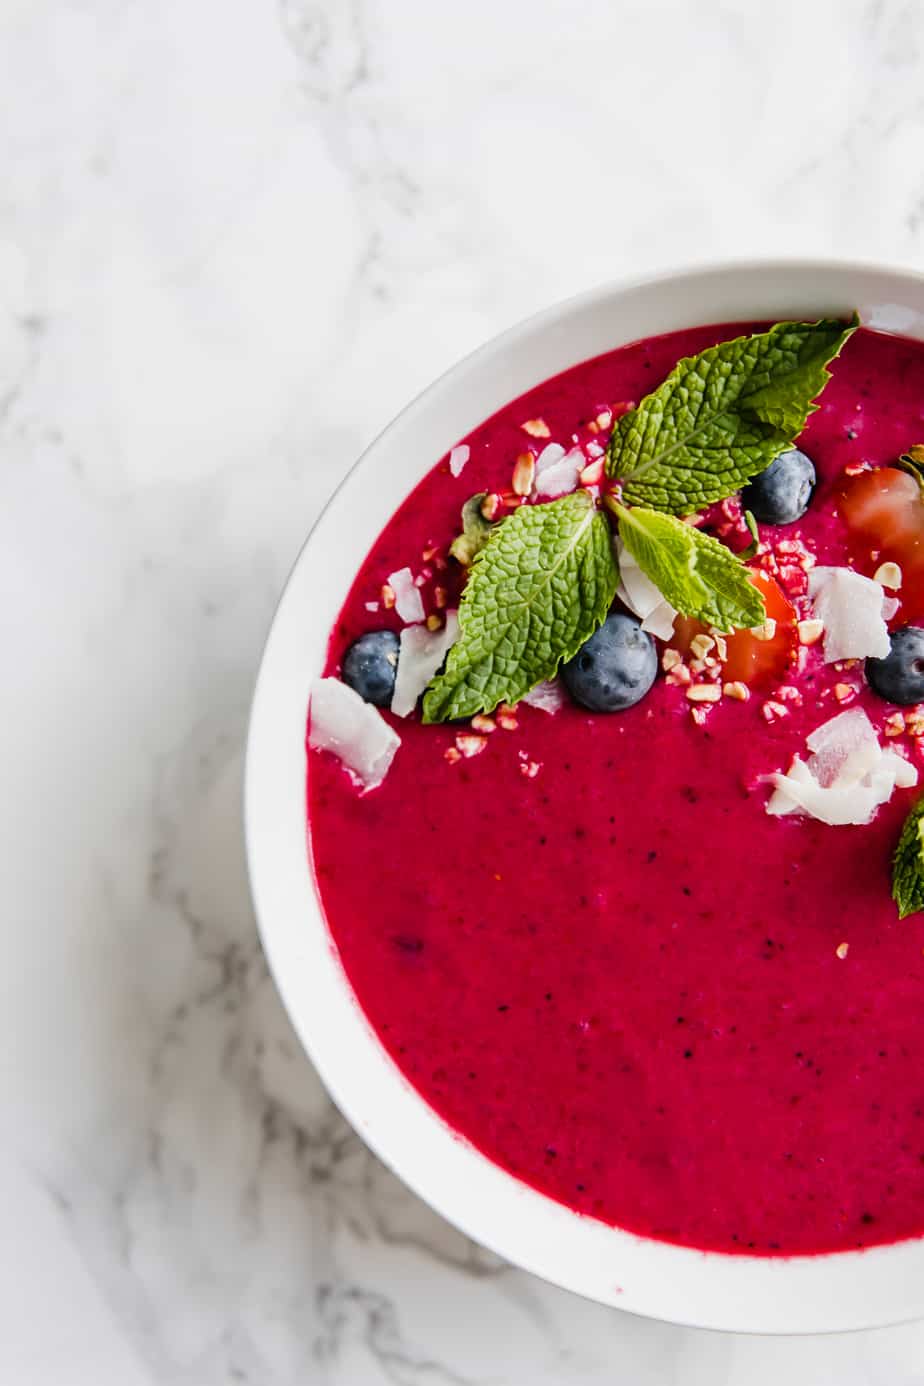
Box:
xmin=6 ymin=0 xmax=924 ymax=1381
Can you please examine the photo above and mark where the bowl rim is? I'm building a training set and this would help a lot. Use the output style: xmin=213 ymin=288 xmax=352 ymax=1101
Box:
xmin=245 ymin=258 xmax=924 ymax=1335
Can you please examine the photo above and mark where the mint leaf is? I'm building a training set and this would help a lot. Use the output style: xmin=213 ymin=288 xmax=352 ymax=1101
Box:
xmin=617 ymin=505 xmax=765 ymax=632
xmin=893 ymin=796 xmax=924 ymax=919
xmin=608 ymin=318 xmax=857 ymax=514
xmin=449 ymin=493 xmax=496 ymax=566
xmin=423 ymin=492 xmax=618 ymax=722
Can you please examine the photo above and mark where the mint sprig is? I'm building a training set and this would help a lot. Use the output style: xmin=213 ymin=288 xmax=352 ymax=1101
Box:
xmin=893 ymin=797 xmax=924 ymax=919
xmin=617 ymin=504 xmax=765 ymax=632
xmin=423 ymin=491 xmax=617 ymax=722
xmin=422 ymin=317 xmax=855 ymax=720
xmin=608 ymin=318 xmax=857 ymax=514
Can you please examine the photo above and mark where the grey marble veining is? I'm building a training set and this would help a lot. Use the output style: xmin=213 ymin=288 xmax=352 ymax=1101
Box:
xmin=6 ymin=0 xmax=924 ymax=1380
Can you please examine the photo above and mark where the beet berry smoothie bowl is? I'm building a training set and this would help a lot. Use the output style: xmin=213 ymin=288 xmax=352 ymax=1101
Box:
xmin=246 ymin=262 xmax=924 ymax=1332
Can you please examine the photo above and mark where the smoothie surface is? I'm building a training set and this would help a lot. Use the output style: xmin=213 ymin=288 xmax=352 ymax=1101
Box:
xmin=307 ymin=322 xmax=924 ymax=1254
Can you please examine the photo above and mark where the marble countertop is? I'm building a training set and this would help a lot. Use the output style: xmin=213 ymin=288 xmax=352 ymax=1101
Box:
xmin=6 ymin=0 xmax=924 ymax=1381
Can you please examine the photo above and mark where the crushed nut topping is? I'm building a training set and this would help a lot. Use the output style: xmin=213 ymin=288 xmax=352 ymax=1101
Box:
xmin=834 ymin=682 xmax=856 ymax=704
xmin=511 ymin=452 xmax=536 ymax=496
xmin=521 ymin=418 xmax=551 ymax=438
xmin=835 ymin=941 xmax=849 ymax=960
xmin=455 ymin=733 xmax=488 ymax=758
xmin=723 ymin=681 xmax=750 ymax=701
xmin=425 ymin=613 xmax=442 ymax=632
xmin=874 ymin=560 xmax=902 ymax=589
xmin=885 ymin=712 xmax=906 ymax=737
xmin=690 ymin=633 xmax=715 ymax=660
xmin=762 ymin=700 xmax=788 ymax=722
xmin=686 ymin=683 xmax=722 ymax=703
xmin=751 ymin=618 xmax=778 ymax=642
xmin=471 ymin=714 xmax=496 ymax=733
xmin=381 ymin=583 xmax=396 ymax=610
xmin=662 ymin=649 xmax=682 ymax=672
xmin=480 ymin=493 xmax=503 ymax=521
xmin=797 ymin=618 xmax=824 ymax=645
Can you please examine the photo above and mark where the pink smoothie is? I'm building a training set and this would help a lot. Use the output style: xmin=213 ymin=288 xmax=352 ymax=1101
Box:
xmin=308 ymin=323 xmax=924 ymax=1255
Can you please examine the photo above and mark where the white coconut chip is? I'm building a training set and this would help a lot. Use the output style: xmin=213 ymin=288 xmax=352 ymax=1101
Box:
xmin=449 ymin=444 xmax=470 ymax=477
xmin=807 ymin=566 xmax=892 ymax=662
xmin=534 ymin=442 xmax=566 ymax=476
xmin=614 ymin=539 xmax=678 ymax=639
xmin=391 ymin=610 xmax=460 ymax=718
xmin=521 ymin=679 xmax=565 ymax=714
xmin=766 ymin=707 xmax=917 ymax=826
xmin=309 ymin=678 xmax=400 ymax=791
xmin=534 ymin=447 xmax=583 ymax=499
xmin=387 ymin=566 xmax=426 ymax=625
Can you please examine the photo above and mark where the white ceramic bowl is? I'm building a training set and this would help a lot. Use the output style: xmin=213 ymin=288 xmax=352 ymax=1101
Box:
xmin=246 ymin=260 xmax=924 ymax=1334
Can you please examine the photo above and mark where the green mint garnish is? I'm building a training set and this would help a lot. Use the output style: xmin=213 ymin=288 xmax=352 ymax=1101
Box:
xmin=423 ymin=317 xmax=855 ymax=720
xmin=740 ymin=507 xmax=760 ymax=560
xmin=892 ymin=797 xmax=924 ymax=919
xmin=608 ymin=317 xmax=857 ymax=514
xmin=616 ymin=504 xmax=765 ymax=632
xmin=449 ymin=493 xmax=496 ymax=566
xmin=423 ymin=491 xmax=617 ymax=722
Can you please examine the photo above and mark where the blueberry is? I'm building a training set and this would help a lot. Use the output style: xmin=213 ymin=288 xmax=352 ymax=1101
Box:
xmin=562 ymin=612 xmax=657 ymax=712
xmin=866 ymin=626 xmax=924 ymax=705
xmin=341 ymin=629 xmax=400 ymax=706
xmin=742 ymin=448 xmax=816 ymax=525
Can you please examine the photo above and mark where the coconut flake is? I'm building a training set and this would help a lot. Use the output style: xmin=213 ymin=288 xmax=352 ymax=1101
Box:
xmin=534 ymin=443 xmax=566 ymax=476
xmin=534 ymin=447 xmax=583 ymax=499
xmin=521 ymin=679 xmax=565 ymax=714
xmin=766 ymin=707 xmax=917 ymax=825
xmin=391 ymin=610 xmax=460 ymax=717
xmin=807 ymin=566 xmax=892 ymax=662
xmin=449 ymin=444 xmax=470 ymax=478
xmin=615 ymin=539 xmax=677 ymax=639
xmin=387 ymin=566 xmax=426 ymax=624
xmin=309 ymin=678 xmax=400 ymax=790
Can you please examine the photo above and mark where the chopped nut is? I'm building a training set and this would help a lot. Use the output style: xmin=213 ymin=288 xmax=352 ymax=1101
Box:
xmin=834 ymin=682 xmax=856 ymax=704
xmin=690 ymin=705 xmax=710 ymax=726
xmin=666 ymin=663 xmax=692 ymax=687
xmin=496 ymin=711 xmax=519 ymax=732
xmin=579 ymin=457 xmax=605 ymax=486
xmin=512 ymin=451 xmax=536 ymax=496
xmin=844 ymin=462 xmax=868 ymax=476
xmin=797 ymin=618 xmax=824 ymax=646
xmin=455 ymin=733 xmax=487 ymax=758
xmin=519 ymin=760 xmax=541 ymax=779
xmin=414 ymin=573 xmax=427 ymax=587
xmin=422 ymin=545 xmax=439 ymax=562
xmin=662 ymin=648 xmax=682 ymax=672
xmin=874 ymin=560 xmax=903 ymax=590
xmin=777 ymin=685 xmax=802 ymax=705
xmin=426 ymin=613 xmax=442 ymax=632
xmin=433 ymin=585 xmax=447 ymax=609
xmin=905 ymin=711 xmax=924 ymax=736
xmin=521 ymin=418 xmax=551 ymax=439
xmin=711 ymin=633 xmax=728 ymax=662
xmin=471 ymin=714 xmax=496 ymax=733
xmin=480 ymin=493 xmax=503 ymax=521
xmin=444 ymin=746 xmax=461 ymax=764
xmin=595 ymin=409 xmax=612 ymax=431
xmin=690 ymin=633 xmax=715 ymax=660
xmin=885 ymin=712 xmax=906 ymax=737
xmin=751 ymin=618 xmax=777 ymax=642
xmin=723 ymin=681 xmax=750 ymax=701
xmin=835 ymin=941 xmax=849 ymax=960
xmin=762 ymin=700 xmax=788 ymax=722
xmin=686 ymin=683 xmax=722 ymax=703
xmin=381 ymin=582 xmax=396 ymax=609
